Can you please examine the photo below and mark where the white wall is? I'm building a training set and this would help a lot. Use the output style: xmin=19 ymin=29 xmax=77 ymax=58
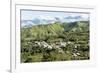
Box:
xmin=0 ymin=0 xmax=99 ymax=73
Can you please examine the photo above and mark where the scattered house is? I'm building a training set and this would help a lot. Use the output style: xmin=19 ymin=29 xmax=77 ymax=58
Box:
xmin=76 ymin=53 xmax=80 ymax=56
xmin=73 ymin=49 xmax=78 ymax=53
xmin=53 ymin=45 xmax=60 ymax=49
xmin=66 ymin=51 xmax=70 ymax=54
xmin=34 ymin=41 xmax=53 ymax=49
xmin=58 ymin=49 xmax=65 ymax=54
xmin=41 ymin=41 xmax=53 ymax=49
xmin=74 ymin=44 xmax=81 ymax=48
xmin=34 ymin=41 xmax=41 ymax=46
xmin=34 ymin=41 xmax=67 ymax=50
xmin=73 ymin=53 xmax=77 ymax=57
xmin=74 ymin=45 xmax=77 ymax=48
xmin=47 ymin=45 xmax=52 ymax=49
xmin=67 ymin=41 xmax=74 ymax=45
xmin=60 ymin=42 xmax=66 ymax=47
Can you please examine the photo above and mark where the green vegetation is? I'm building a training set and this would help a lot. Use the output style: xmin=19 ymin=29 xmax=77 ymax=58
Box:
xmin=21 ymin=21 xmax=90 ymax=63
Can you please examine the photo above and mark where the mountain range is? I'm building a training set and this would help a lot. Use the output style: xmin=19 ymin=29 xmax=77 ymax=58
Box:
xmin=21 ymin=15 xmax=89 ymax=27
xmin=21 ymin=21 xmax=89 ymax=40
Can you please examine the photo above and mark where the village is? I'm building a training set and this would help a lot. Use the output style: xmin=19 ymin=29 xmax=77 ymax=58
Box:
xmin=32 ymin=40 xmax=81 ymax=57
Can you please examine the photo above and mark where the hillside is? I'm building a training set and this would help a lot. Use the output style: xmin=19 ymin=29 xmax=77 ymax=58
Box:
xmin=21 ymin=21 xmax=89 ymax=63
xmin=21 ymin=21 xmax=89 ymax=39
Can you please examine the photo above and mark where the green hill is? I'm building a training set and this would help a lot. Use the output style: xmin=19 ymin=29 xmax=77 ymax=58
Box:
xmin=21 ymin=21 xmax=90 ymax=62
xmin=21 ymin=21 xmax=89 ymax=40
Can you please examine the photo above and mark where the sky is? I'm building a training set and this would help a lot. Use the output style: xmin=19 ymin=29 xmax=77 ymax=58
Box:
xmin=21 ymin=10 xmax=90 ymax=26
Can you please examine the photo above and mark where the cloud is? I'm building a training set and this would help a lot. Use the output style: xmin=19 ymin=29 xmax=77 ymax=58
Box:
xmin=21 ymin=10 xmax=89 ymax=26
xmin=39 ymin=15 xmax=56 ymax=21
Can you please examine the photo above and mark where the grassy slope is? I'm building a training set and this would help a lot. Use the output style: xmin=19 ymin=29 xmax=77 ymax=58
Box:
xmin=21 ymin=21 xmax=89 ymax=63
